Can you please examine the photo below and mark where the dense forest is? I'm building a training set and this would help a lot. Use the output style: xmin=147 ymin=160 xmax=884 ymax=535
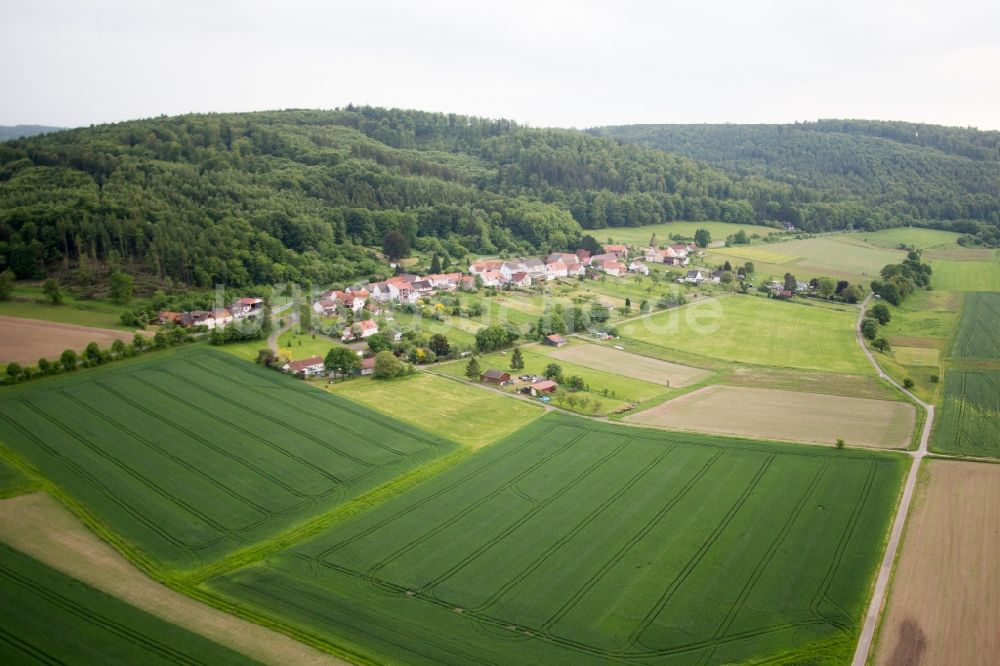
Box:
xmin=591 ymin=120 xmax=1000 ymax=246
xmin=2 ymin=109 xmax=997 ymax=290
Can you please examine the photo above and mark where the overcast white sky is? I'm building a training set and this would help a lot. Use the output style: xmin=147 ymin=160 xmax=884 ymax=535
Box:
xmin=2 ymin=0 xmax=998 ymax=130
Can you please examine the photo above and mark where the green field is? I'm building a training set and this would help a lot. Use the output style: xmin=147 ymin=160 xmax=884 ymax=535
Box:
xmin=209 ymin=414 xmax=904 ymax=665
xmin=712 ymin=237 xmax=903 ymax=280
xmin=932 ymin=369 xmax=1000 ymax=458
xmin=0 ymin=348 xmax=456 ymax=569
xmin=0 ymin=544 xmax=254 ymax=665
xmin=880 ymin=291 xmax=958 ymax=346
xmin=618 ymin=295 xmax=872 ymax=374
xmin=328 ymin=372 xmax=545 ymax=448
xmin=436 ymin=345 xmax=671 ymax=414
xmin=0 ymin=298 xmax=134 ymax=331
xmin=846 ymin=227 xmax=961 ymax=250
xmin=929 ymin=259 xmax=1000 ymax=291
xmin=0 ymin=456 xmax=34 ymax=498
xmin=601 ymin=221 xmax=763 ymax=245
xmin=277 ymin=329 xmax=342 ymax=360
xmin=949 ymin=292 xmax=1000 ymax=360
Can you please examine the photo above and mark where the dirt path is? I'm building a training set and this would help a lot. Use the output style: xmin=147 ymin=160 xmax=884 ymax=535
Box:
xmin=268 ymin=313 xmax=297 ymax=354
xmin=0 ymin=492 xmax=347 ymax=666
xmin=852 ymin=294 xmax=935 ymax=666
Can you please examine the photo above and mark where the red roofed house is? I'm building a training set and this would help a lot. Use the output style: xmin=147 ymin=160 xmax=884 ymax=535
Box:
xmin=158 ymin=311 xmax=183 ymax=326
xmin=232 ymin=297 xmax=264 ymax=318
xmin=342 ymin=319 xmax=379 ymax=341
xmin=283 ymin=356 xmax=325 ymax=377
xmin=313 ymin=298 xmax=338 ymax=316
xmin=575 ymin=249 xmax=592 ymax=262
xmin=602 ymin=261 xmax=627 ymax=277
xmin=510 ymin=272 xmax=532 ymax=288
xmin=603 ymin=244 xmax=628 ymax=258
xmin=530 ymin=379 xmax=558 ymax=396
xmin=355 ymin=356 xmax=377 ymax=376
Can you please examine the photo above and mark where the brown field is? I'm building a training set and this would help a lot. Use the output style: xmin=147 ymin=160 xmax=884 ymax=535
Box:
xmin=875 ymin=460 xmax=1000 ymax=666
xmin=624 ymin=385 xmax=916 ymax=448
xmin=720 ymin=366 xmax=903 ymax=401
xmin=547 ymin=342 xmax=712 ymax=388
xmin=0 ymin=493 xmax=345 ymax=666
xmin=889 ymin=335 xmax=946 ymax=349
xmin=0 ymin=315 xmax=133 ymax=365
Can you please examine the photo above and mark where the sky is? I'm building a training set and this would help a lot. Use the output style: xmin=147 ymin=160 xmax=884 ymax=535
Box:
xmin=2 ymin=0 xmax=998 ymax=130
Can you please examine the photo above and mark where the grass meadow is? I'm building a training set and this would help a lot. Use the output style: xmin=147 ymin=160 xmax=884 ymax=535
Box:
xmin=600 ymin=221 xmax=761 ymax=246
xmin=848 ymin=227 xmax=961 ymax=250
xmin=929 ymin=259 xmax=1000 ymax=291
xmin=711 ymin=237 xmax=903 ymax=280
xmin=0 ymin=347 xmax=457 ymax=570
xmin=208 ymin=414 xmax=905 ymax=666
xmin=327 ymin=372 xmax=545 ymax=448
xmin=0 ymin=544 xmax=253 ymax=665
xmin=617 ymin=295 xmax=872 ymax=374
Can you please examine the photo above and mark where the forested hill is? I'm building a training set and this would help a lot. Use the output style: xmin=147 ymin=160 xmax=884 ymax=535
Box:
xmin=2 ymin=109 xmax=997 ymax=290
xmin=590 ymin=121 xmax=1000 ymax=246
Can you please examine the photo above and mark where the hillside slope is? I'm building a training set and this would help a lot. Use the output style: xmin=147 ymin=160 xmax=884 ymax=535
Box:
xmin=591 ymin=121 xmax=1000 ymax=246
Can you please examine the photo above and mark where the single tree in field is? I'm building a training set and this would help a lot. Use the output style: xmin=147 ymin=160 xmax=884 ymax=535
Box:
xmin=429 ymin=333 xmax=450 ymax=358
xmin=861 ymin=318 xmax=878 ymax=340
xmin=903 ymin=378 xmax=915 ymax=389
xmin=382 ymin=230 xmax=411 ymax=262
xmin=430 ymin=253 xmax=442 ymax=274
xmin=869 ymin=303 xmax=891 ymax=324
xmin=373 ymin=350 xmax=406 ymax=379
xmin=694 ymin=228 xmax=711 ymax=248
xmin=325 ymin=346 xmax=361 ymax=378
xmin=43 ymin=278 xmax=63 ymax=305
xmin=544 ymin=363 xmax=563 ymax=383
xmin=872 ymin=337 xmax=891 ymax=353
xmin=0 ymin=269 xmax=14 ymax=300
xmin=510 ymin=347 xmax=525 ymax=370
xmin=722 ymin=260 xmax=732 ymax=272
xmin=649 ymin=233 xmax=658 ymax=248
xmin=465 ymin=356 xmax=482 ymax=380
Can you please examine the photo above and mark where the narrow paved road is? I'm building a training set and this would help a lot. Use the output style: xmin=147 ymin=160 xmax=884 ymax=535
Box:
xmin=267 ymin=312 xmax=297 ymax=354
xmin=851 ymin=294 xmax=935 ymax=666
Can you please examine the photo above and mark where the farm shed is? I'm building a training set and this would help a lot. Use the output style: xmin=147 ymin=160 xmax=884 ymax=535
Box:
xmin=530 ymin=380 xmax=558 ymax=396
xmin=482 ymin=369 xmax=511 ymax=384
xmin=544 ymin=334 xmax=568 ymax=347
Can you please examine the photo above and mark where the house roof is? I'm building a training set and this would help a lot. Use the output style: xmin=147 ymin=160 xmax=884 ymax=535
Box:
xmin=686 ymin=270 xmax=703 ymax=278
xmin=287 ymin=356 xmax=324 ymax=372
xmin=575 ymin=249 xmax=592 ymax=259
xmin=358 ymin=319 xmax=378 ymax=331
xmin=360 ymin=357 xmax=376 ymax=369
xmin=546 ymin=334 xmax=567 ymax=344
xmin=317 ymin=298 xmax=337 ymax=308
xmin=546 ymin=260 xmax=567 ymax=271
xmin=511 ymin=271 xmax=530 ymax=282
xmin=412 ymin=280 xmax=432 ymax=290
xmin=604 ymin=261 xmax=626 ymax=271
xmin=238 ymin=297 xmax=262 ymax=305
xmin=482 ymin=369 xmax=509 ymax=380
xmin=531 ymin=379 xmax=557 ymax=391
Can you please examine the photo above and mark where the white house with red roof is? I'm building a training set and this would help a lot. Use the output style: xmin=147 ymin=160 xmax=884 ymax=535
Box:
xmin=603 ymin=244 xmax=629 ymax=258
xmin=510 ymin=272 xmax=532 ymax=288
xmin=545 ymin=260 xmax=568 ymax=279
xmin=628 ymin=260 xmax=649 ymax=275
xmin=232 ymin=297 xmax=263 ymax=318
xmin=342 ymin=319 xmax=379 ymax=341
xmin=602 ymin=261 xmax=627 ymax=277
xmin=282 ymin=356 xmax=325 ymax=377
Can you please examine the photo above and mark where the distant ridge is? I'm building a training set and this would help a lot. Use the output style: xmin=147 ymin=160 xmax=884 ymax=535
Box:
xmin=0 ymin=124 xmax=65 ymax=141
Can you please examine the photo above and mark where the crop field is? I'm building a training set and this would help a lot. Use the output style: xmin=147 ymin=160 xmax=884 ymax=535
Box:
xmin=208 ymin=414 xmax=904 ymax=665
xmin=928 ymin=259 xmax=1000 ymax=291
xmin=874 ymin=460 xmax=1000 ymax=665
xmin=327 ymin=373 xmax=544 ymax=448
xmin=544 ymin=340 xmax=712 ymax=388
xmin=846 ymin=227 xmax=961 ymax=250
xmin=0 ymin=456 xmax=33 ymax=498
xmin=932 ymin=369 xmax=1000 ymax=458
xmin=624 ymin=386 xmax=915 ymax=448
xmin=949 ymin=292 xmax=1000 ymax=360
xmin=720 ymin=366 xmax=903 ymax=401
xmin=712 ymin=237 xmax=903 ymax=279
xmin=0 ymin=347 xmax=456 ymax=568
xmin=618 ymin=295 xmax=872 ymax=374
xmin=0 ymin=543 xmax=253 ymax=665
xmin=0 ymin=315 xmax=134 ymax=365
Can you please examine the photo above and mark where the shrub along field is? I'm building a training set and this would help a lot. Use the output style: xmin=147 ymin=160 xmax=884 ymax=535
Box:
xmin=932 ymin=369 xmax=1000 ymax=458
xmin=327 ymin=372 xmax=545 ymax=448
xmin=949 ymin=292 xmax=1000 ymax=360
xmin=208 ymin=414 xmax=905 ymax=666
xmin=0 ymin=544 xmax=253 ymax=665
xmin=618 ymin=295 xmax=872 ymax=374
xmin=0 ymin=347 xmax=457 ymax=570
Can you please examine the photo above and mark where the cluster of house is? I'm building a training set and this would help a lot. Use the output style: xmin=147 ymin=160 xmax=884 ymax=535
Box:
xmin=312 ymin=272 xmax=476 ymax=318
xmin=158 ymin=297 xmax=264 ymax=329
xmin=643 ymin=243 xmax=697 ymax=267
xmin=468 ymin=243 xmax=663 ymax=287
xmin=281 ymin=355 xmax=377 ymax=378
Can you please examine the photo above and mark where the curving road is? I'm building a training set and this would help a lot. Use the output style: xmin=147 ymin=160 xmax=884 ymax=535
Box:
xmin=851 ymin=294 xmax=935 ymax=666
